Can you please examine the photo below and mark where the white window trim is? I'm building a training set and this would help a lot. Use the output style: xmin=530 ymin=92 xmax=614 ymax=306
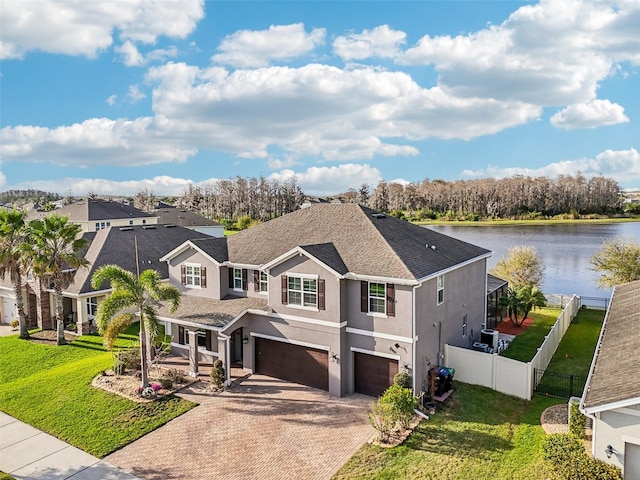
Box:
xmin=233 ymin=268 xmax=243 ymax=292
xmin=86 ymin=296 xmax=98 ymax=318
xmin=286 ymin=273 xmax=318 ymax=309
xmin=259 ymin=270 xmax=268 ymax=295
xmin=184 ymin=262 xmax=202 ymax=289
xmin=368 ymin=281 xmax=386 ymax=315
xmin=437 ymin=274 xmax=444 ymax=305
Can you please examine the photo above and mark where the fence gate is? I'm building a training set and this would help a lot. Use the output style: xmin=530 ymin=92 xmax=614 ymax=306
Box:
xmin=534 ymin=368 xmax=587 ymax=399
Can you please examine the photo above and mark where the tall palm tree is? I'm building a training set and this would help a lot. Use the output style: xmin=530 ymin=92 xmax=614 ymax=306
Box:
xmin=91 ymin=265 xmax=180 ymax=388
xmin=0 ymin=209 xmax=30 ymax=339
xmin=24 ymin=215 xmax=88 ymax=345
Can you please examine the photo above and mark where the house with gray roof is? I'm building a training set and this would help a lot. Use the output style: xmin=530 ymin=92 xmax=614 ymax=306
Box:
xmin=28 ymin=198 xmax=157 ymax=232
xmin=28 ymin=224 xmax=214 ymax=335
xmin=580 ymin=279 xmax=640 ymax=476
xmin=153 ymin=204 xmax=224 ymax=237
xmin=158 ymin=203 xmax=492 ymax=397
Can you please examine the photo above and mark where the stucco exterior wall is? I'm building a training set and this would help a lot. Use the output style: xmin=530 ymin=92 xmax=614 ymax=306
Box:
xmin=414 ymin=258 xmax=488 ymax=392
xmin=593 ymin=406 xmax=640 ymax=474
xmin=168 ymin=248 xmax=221 ymax=299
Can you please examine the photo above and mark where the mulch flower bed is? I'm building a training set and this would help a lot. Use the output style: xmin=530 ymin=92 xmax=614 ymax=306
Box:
xmin=92 ymin=368 xmax=196 ymax=402
xmin=493 ymin=316 xmax=534 ymax=336
xmin=27 ymin=330 xmax=78 ymax=345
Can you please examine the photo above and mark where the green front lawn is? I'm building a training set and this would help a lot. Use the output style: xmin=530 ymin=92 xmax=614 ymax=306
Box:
xmin=500 ymin=307 xmax=560 ymax=362
xmin=333 ymin=383 xmax=562 ymax=480
xmin=0 ymin=332 xmax=195 ymax=458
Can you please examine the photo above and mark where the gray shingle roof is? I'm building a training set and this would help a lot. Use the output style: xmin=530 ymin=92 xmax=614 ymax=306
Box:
xmin=156 ymin=295 xmax=268 ymax=328
xmin=35 ymin=199 xmax=155 ymax=222
xmin=582 ymin=279 xmax=640 ymax=410
xmin=66 ymin=225 xmax=213 ymax=294
xmin=154 ymin=206 xmax=222 ymax=228
xmin=197 ymin=204 xmax=489 ymax=281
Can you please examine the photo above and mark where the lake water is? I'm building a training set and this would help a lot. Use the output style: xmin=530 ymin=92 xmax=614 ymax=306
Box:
xmin=425 ymin=222 xmax=640 ymax=299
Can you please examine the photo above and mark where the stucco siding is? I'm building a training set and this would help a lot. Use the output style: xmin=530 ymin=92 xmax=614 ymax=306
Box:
xmin=168 ymin=248 xmax=221 ymax=299
xmin=593 ymin=407 xmax=640 ymax=473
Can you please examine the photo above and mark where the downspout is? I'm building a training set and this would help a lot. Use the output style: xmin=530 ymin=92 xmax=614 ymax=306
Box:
xmin=411 ymin=281 xmax=423 ymax=395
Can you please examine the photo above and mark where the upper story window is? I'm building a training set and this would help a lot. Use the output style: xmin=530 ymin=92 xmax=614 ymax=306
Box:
xmin=181 ymin=263 xmax=206 ymax=288
xmin=129 ymin=220 xmax=133 ymax=225
xmin=229 ymin=267 xmax=247 ymax=291
xmin=361 ymin=281 xmax=395 ymax=317
xmin=259 ymin=271 xmax=268 ymax=293
xmin=87 ymin=297 xmax=98 ymax=317
xmin=281 ymin=274 xmax=325 ymax=310
xmin=437 ymin=274 xmax=445 ymax=305
xmin=95 ymin=221 xmax=111 ymax=231
xmin=142 ymin=219 xmax=147 ymax=224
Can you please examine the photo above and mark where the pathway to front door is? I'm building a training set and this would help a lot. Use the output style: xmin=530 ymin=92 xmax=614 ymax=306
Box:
xmin=106 ymin=374 xmax=374 ymax=480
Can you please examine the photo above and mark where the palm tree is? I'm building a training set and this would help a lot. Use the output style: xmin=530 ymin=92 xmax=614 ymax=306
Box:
xmin=91 ymin=265 xmax=180 ymax=388
xmin=24 ymin=215 xmax=88 ymax=345
xmin=0 ymin=209 xmax=30 ymax=339
xmin=516 ymin=285 xmax=547 ymax=325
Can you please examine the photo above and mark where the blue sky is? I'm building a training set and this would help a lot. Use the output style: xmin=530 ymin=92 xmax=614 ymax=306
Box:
xmin=1 ymin=0 xmax=639 ymax=197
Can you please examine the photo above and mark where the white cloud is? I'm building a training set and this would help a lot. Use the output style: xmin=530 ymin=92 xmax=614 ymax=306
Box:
xmin=116 ymin=41 xmax=144 ymax=66
xmin=0 ymin=0 xmax=204 ymax=60
xmin=106 ymin=95 xmax=117 ymax=106
xmin=115 ymin=40 xmax=179 ymax=66
xmin=461 ymin=148 xmax=640 ymax=184
xmin=128 ymin=85 xmax=146 ymax=102
xmin=0 ymin=117 xmax=196 ymax=167
xmin=267 ymin=157 xmax=300 ymax=169
xmin=333 ymin=25 xmax=406 ymax=61
xmin=211 ymin=23 xmax=326 ymax=68
xmin=269 ymin=164 xmax=382 ymax=195
xmin=401 ymin=0 xmax=640 ymax=106
xmin=550 ymin=99 xmax=629 ymax=130
xmin=5 ymin=175 xmax=214 ymax=197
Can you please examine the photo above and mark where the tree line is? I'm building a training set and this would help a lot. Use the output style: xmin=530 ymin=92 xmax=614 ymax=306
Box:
xmin=173 ymin=173 xmax=624 ymax=224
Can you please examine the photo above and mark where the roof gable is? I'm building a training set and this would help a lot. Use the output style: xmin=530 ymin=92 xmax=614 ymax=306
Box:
xmin=66 ymin=225 xmax=214 ymax=294
xmin=193 ymin=204 xmax=489 ymax=281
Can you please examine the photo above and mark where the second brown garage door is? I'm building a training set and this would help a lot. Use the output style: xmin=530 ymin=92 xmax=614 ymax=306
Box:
xmin=255 ymin=337 xmax=329 ymax=391
xmin=354 ymin=352 xmax=398 ymax=397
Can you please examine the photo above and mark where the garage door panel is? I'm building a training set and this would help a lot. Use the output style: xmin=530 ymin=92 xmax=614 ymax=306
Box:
xmin=354 ymin=352 xmax=398 ymax=397
xmin=255 ymin=337 xmax=329 ymax=391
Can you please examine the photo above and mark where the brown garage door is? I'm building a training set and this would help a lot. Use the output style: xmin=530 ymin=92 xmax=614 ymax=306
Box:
xmin=255 ymin=337 xmax=329 ymax=391
xmin=354 ymin=352 xmax=398 ymax=397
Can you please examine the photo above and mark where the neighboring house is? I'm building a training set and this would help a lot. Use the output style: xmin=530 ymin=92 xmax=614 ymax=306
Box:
xmin=28 ymin=198 xmax=157 ymax=232
xmin=580 ymin=279 xmax=640 ymax=477
xmin=158 ymin=204 xmax=491 ymax=397
xmin=57 ymin=224 xmax=215 ymax=335
xmin=153 ymin=204 xmax=224 ymax=237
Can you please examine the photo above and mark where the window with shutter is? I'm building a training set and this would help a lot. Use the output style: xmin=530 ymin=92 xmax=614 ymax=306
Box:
xmin=184 ymin=264 xmax=201 ymax=287
xmin=181 ymin=265 xmax=186 ymax=285
xmin=386 ymin=284 xmax=395 ymax=317
xmin=242 ymin=268 xmax=248 ymax=291
xmin=318 ymin=279 xmax=325 ymax=310
xmin=281 ymin=275 xmax=288 ymax=304
xmin=253 ymin=270 xmax=260 ymax=292
xmin=200 ymin=267 xmax=207 ymax=288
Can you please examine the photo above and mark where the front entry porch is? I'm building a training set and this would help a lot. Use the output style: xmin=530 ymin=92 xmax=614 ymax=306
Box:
xmin=160 ymin=354 xmax=250 ymax=384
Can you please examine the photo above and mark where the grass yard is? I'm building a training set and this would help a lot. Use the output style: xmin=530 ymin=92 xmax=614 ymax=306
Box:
xmin=333 ymin=382 xmax=563 ymax=480
xmin=543 ymin=308 xmax=604 ymax=377
xmin=0 ymin=331 xmax=195 ymax=458
xmin=499 ymin=307 xmax=560 ymax=362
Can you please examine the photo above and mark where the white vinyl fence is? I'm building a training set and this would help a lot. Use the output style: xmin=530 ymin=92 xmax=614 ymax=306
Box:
xmin=444 ymin=294 xmax=580 ymax=400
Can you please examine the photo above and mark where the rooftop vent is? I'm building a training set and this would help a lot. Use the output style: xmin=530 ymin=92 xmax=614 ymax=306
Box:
xmin=371 ymin=213 xmax=386 ymax=219
xmin=142 ymin=225 xmax=156 ymax=230
xmin=119 ymin=227 xmax=133 ymax=231
xmin=164 ymin=224 xmax=176 ymax=228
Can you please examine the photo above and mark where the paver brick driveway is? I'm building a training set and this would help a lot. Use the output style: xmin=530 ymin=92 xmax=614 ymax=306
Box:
xmin=106 ymin=375 xmax=374 ymax=480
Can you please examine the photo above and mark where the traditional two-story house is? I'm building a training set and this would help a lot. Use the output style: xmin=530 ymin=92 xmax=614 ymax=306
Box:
xmin=158 ymin=204 xmax=491 ymax=397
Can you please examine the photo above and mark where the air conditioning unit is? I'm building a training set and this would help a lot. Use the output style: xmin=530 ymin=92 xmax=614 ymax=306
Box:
xmin=481 ymin=328 xmax=499 ymax=350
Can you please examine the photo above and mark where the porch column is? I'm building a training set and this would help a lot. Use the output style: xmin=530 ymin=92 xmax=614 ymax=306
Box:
xmin=76 ymin=297 xmax=90 ymax=336
xmin=188 ymin=330 xmax=199 ymax=377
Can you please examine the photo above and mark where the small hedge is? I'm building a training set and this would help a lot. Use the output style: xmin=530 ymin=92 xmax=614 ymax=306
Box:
xmin=569 ymin=401 xmax=587 ymax=438
xmin=543 ymin=434 xmax=621 ymax=480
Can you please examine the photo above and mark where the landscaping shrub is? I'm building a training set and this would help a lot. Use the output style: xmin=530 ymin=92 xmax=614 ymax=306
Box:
xmin=210 ymin=359 xmax=225 ymax=389
xmin=367 ymin=400 xmax=397 ymax=443
xmin=543 ymin=434 xmax=621 ymax=480
xmin=9 ymin=318 xmax=19 ymax=329
xmin=569 ymin=401 xmax=587 ymax=438
xmin=379 ymin=384 xmax=419 ymax=429
xmin=163 ymin=368 xmax=187 ymax=385
xmin=119 ymin=348 xmax=141 ymax=372
xmin=393 ymin=371 xmax=412 ymax=389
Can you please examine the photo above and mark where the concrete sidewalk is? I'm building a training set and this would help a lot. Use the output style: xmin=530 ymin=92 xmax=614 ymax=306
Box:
xmin=0 ymin=412 xmax=141 ymax=480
